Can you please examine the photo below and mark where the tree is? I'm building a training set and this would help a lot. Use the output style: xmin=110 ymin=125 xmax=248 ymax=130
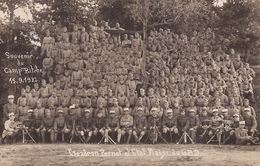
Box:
xmin=0 ymin=0 xmax=31 ymax=47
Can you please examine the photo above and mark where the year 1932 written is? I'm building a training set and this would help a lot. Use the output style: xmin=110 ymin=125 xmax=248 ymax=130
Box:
xmin=9 ymin=77 xmax=38 ymax=84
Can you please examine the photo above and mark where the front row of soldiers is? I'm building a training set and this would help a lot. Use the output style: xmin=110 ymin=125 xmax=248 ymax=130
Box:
xmin=2 ymin=104 xmax=259 ymax=145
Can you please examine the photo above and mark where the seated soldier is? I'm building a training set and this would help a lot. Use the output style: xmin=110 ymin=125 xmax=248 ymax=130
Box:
xmin=54 ymin=110 xmax=67 ymax=142
xmin=23 ymin=109 xmax=36 ymax=141
xmin=32 ymin=110 xmax=43 ymax=143
xmin=242 ymin=108 xmax=257 ymax=137
xmin=176 ymin=109 xmax=189 ymax=138
xmin=234 ymin=121 xmax=259 ymax=145
xmin=187 ymin=109 xmax=200 ymax=143
xmin=162 ymin=109 xmax=178 ymax=142
xmin=41 ymin=109 xmax=55 ymax=143
xmin=198 ymin=108 xmax=211 ymax=143
xmin=147 ymin=107 xmax=162 ymax=143
xmin=2 ymin=113 xmax=21 ymax=144
xmin=120 ymin=108 xmax=134 ymax=144
xmin=133 ymin=107 xmax=147 ymax=143
xmin=76 ymin=109 xmax=93 ymax=143
xmin=222 ymin=113 xmax=240 ymax=144
xmin=208 ymin=109 xmax=224 ymax=141
xmin=93 ymin=109 xmax=107 ymax=142
xmin=105 ymin=109 xmax=121 ymax=143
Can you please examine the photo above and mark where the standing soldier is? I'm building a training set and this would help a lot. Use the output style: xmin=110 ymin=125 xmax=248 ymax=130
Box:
xmin=3 ymin=95 xmax=17 ymax=123
xmin=133 ymin=107 xmax=147 ymax=143
xmin=147 ymin=107 xmax=162 ymax=144
xmin=120 ymin=108 xmax=134 ymax=144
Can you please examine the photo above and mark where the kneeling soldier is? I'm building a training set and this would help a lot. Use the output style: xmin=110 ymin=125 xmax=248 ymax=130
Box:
xmin=76 ymin=109 xmax=93 ymax=143
xmin=133 ymin=107 xmax=147 ymax=143
xmin=120 ymin=108 xmax=134 ymax=144
xmin=105 ymin=109 xmax=121 ymax=143
xmin=162 ymin=109 xmax=178 ymax=142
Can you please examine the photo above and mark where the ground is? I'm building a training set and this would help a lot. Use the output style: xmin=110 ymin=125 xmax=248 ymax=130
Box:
xmin=0 ymin=144 xmax=259 ymax=166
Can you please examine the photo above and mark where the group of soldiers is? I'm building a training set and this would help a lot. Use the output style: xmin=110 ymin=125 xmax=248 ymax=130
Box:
xmin=1 ymin=20 xmax=259 ymax=145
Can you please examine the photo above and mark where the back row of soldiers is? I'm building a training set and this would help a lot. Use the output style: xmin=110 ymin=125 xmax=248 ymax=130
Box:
xmin=2 ymin=94 xmax=258 ymax=145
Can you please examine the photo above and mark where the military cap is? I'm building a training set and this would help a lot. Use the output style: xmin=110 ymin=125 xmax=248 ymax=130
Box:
xmin=28 ymin=109 xmax=34 ymax=113
xmin=57 ymin=110 xmax=64 ymax=113
xmin=8 ymin=95 xmax=14 ymax=99
xmin=239 ymin=121 xmax=245 ymax=125
xmin=8 ymin=112 xmax=15 ymax=117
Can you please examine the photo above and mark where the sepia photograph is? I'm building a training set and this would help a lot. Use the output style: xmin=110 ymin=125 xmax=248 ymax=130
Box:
xmin=0 ymin=0 xmax=260 ymax=165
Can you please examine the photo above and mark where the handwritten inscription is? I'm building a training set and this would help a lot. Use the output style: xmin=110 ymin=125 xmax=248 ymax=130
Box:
xmin=3 ymin=52 xmax=42 ymax=84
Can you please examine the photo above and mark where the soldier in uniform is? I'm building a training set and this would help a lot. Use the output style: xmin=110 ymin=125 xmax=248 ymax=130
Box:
xmin=3 ymin=95 xmax=17 ymax=123
xmin=187 ymin=109 xmax=200 ymax=142
xmin=176 ymin=109 xmax=189 ymax=138
xmin=54 ymin=110 xmax=67 ymax=142
xmin=76 ymin=109 xmax=93 ymax=143
xmin=234 ymin=121 xmax=258 ymax=145
xmin=242 ymin=108 xmax=257 ymax=136
xmin=23 ymin=109 xmax=36 ymax=140
xmin=208 ymin=109 xmax=224 ymax=141
xmin=197 ymin=107 xmax=211 ymax=143
xmin=147 ymin=107 xmax=162 ymax=143
xmin=41 ymin=109 xmax=55 ymax=143
xmin=162 ymin=109 xmax=178 ymax=142
xmin=93 ymin=108 xmax=107 ymax=143
xmin=119 ymin=108 xmax=134 ymax=144
xmin=2 ymin=113 xmax=20 ymax=143
xmin=133 ymin=107 xmax=147 ymax=143
xmin=32 ymin=110 xmax=43 ymax=143
xmin=105 ymin=109 xmax=121 ymax=143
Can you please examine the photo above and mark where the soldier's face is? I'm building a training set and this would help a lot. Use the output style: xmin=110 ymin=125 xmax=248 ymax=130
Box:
xmin=8 ymin=99 xmax=14 ymax=104
xmin=234 ymin=117 xmax=239 ymax=122
xmin=10 ymin=115 xmax=15 ymax=121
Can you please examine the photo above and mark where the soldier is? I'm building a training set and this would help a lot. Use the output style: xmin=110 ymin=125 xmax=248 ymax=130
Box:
xmin=120 ymin=108 xmax=134 ymax=144
xmin=17 ymin=98 xmax=29 ymax=123
xmin=2 ymin=113 xmax=20 ymax=143
xmin=241 ymin=99 xmax=256 ymax=117
xmin=234 ymin=121 xmax=259 ymax=145
xmin=23 ymin=109 xmax=36 ymax=140
xmin=162 ymin=109 xmax=178 ymax=142
xmin=176 ymin=109 xmax=189 ymax=137
xmin=242 ymin=108 xmax=257 ymax=136
xmin=133 ymin=107 xmax=147 ymax=143
xmin=147 ymin=107 xmax=162 ymax=143
xmin=27 ymin=90 xmax=39 ymax=109
xmin=3 ymin=95 xmax=17 ymax=123
xmin=197 ymin=107 xmax=211 ymax=143
xmin=41 ymin=109 xmax=55 ymax=143
xmin=187 ymin=109 xmax=200 ymax=142
xmin=42 ymin=51 xmax=54 ymax=78
xmin=17 ymin=90 xmax=27 ymax=107
xmin=32 ymin=110 xmax=43 ymax=143
xmin=76 ymin=109 xmax=93 ymax=143
xmin=54 ymin=110 xmax=67 ymax=142
xmin=93 ymin=108 xmax=107 ymax=142
xmin=34 ymin=100 xmax=45 ymax=119
xmin=208 ymin=109 xmax=224 ymax=141
xmin=105 ymin=109 xmax=121 ymax=143
xmin=39 ymin=79 xmax=49 ymax=108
